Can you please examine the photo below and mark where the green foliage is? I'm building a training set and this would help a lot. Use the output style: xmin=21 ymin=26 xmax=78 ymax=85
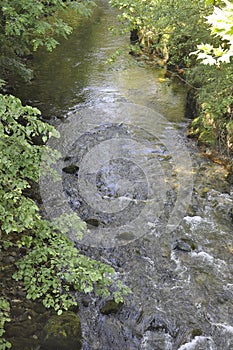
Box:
xmin=163 ymin=0 xmax=210 ymax=67
xmin=113 ymin=281 xmax=131 ymax=303
xmin=0 ymin=94 xmax=59 ymax=234
xmin=0 ymin=298 xmax=11 ymax=350
xmin=187 ymin=0 xmax=233 ymax=155
xmin=0 ymin=0 xmax=95 ymax=81
xmin=193 ymin=0 xmax=233 ymax=65
xmin=13 ymin=221 xmax=116 ymax=315
xmin=187 ymin=64 xmax=233 ymax=154
xmin=109 ymin=0 xmax=216 ymax=67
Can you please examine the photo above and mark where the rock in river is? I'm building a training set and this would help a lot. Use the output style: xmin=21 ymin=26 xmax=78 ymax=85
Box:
xmin=41 ymin=311 xmax=82 ymax=350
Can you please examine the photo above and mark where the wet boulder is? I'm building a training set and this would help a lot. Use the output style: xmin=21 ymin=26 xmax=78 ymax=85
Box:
xmin=41 ymin=311 xmax=82 ymax=350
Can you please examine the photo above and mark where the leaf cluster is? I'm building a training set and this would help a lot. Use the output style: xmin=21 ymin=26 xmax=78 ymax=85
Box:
xmin=0 ymin=94 xmax=58 ymax=234
xmin=0 ymin=298 xmax=11 ymax=349
xmin=187 ymin=64 xmax=233 ymax=154
xmin=109 ymin=0 xmax=216 ymax=67
xmin=13 ymin=219 xmax=116 ymax=315
xmin=193 ymin=0 xmax=233 ymax=65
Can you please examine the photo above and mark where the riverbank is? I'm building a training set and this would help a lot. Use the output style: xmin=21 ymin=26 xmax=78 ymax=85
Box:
xmin=109 ymin=0 xmax=233 ymax=174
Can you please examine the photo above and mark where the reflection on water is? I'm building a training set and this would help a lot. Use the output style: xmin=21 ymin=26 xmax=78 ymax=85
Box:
xmin=14 ymin=1 xmax=186 ymax=122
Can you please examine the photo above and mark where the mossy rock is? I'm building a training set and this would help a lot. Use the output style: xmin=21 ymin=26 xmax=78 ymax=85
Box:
xmin=100 ymin=299 xmax=123 ymax=315
xmin=41 ymin=311 xmax=82 ymax=350
xmin=6 ymin=320 xmax=37 ymax=338
xmin=7 ymin=337 xmax=39 ymax=350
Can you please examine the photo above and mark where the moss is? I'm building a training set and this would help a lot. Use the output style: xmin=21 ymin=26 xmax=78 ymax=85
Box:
xmin=41 ymin=311 xmax=82 ymax=350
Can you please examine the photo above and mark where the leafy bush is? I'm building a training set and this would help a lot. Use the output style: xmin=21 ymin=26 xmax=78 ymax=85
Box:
xmin=193 ymin=0 xmax=233 ymax=65
xmin=0 ymin=298 xmax=11 ymax=350
xmin=109 ymin=0 xmax=216 ymax=67
xmin=0 ymin=94 xmax=59 ymax=233
xmin=187 ymin=64 xmax=233 ymax=155
xmin=13 ymin=222 xmax=117 ymax=314
xmin=187 ymin=0 xmax=233 ymax=157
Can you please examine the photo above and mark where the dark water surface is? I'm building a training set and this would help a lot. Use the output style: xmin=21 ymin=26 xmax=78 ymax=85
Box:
xmin=14 ymin=1 xmax=233 ymax=349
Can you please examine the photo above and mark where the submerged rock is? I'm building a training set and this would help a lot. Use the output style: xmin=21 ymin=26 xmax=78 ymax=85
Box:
xmin=41 ymin=311 xmax=82 ymax=350
xmin=85 ymin=218 xmax=101 ymax=227
xmin=145 ymin=317 xmax=169 ymax=333
xmin=62 ymin=164 xmax=79 ymax=174
xmin=100 ymin=299 xmax=123 ymax=315
xmin=173 ymin=239 xmax=194 ymax=252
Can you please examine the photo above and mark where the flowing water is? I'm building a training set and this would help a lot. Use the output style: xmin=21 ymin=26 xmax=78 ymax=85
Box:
xmin=14 ymin=1 xmax=233 ymax=349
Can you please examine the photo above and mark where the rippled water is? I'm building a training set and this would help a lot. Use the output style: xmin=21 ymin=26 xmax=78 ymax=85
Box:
xmin=15 ymin=1 xmax=233 ymax=349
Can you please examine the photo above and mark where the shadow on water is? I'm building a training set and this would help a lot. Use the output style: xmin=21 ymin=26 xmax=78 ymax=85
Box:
xmin=13 ymin=1 xmax=124 ymax=118
xmin=11 ymin=1 xmax=233 ymax=349
xmin=14 ymin=0 xmax=186 ymax=122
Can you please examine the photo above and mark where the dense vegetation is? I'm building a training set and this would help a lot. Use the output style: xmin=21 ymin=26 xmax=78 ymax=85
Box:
xmin=0 ymin=1 xmax=127 ymax=349
xmin=110 ymin=0 xmax=233 ymax=162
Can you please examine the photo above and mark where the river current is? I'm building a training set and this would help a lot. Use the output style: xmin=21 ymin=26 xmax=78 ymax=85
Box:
xmin=14 ymin=1 xmax=233 ymax=349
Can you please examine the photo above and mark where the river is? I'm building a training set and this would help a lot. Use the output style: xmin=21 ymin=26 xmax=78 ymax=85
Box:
xmin=14 ymin=1 xmax=233 ymax=349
